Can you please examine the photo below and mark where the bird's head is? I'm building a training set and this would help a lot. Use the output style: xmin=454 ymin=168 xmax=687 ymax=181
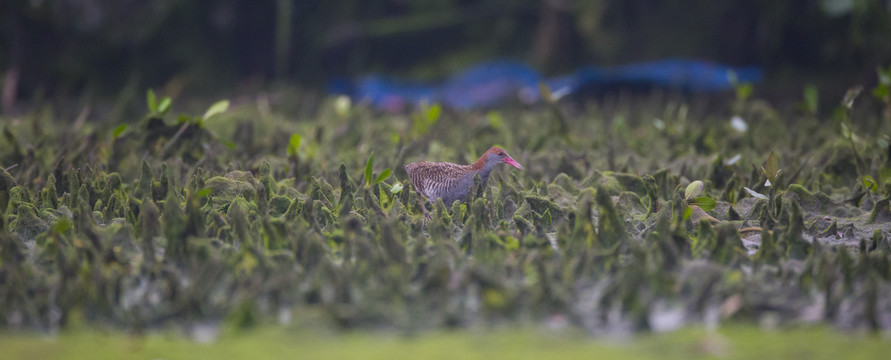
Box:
xmin=486 ymin=147 xmax=524 ymax=170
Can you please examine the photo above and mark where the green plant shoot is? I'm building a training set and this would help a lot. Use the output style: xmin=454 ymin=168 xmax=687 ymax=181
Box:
xmin=287 ymin=134 xmax=301 ymax=157
xmin=688 ymin=196 xmax=717 ymax=212
xmin=762 ymin=150 xmax=780 ymax=186
xmin=365 ymin=152 xmax=374 ymax=186
xmin=685 ymin=180 xmax=704 ymax=201
xmin=112 ymin=124 xmax=128 ymax=140
xmin=203 ymin=99 xmax=230 ymax=121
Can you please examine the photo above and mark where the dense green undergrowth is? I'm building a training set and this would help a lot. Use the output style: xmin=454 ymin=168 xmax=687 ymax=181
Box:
xmin=1 ymin=87 xmax=890 ymax=336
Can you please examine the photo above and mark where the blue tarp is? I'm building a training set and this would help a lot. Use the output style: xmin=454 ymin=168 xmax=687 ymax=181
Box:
xmin=329 ymin=59 xmax=763 ymax=111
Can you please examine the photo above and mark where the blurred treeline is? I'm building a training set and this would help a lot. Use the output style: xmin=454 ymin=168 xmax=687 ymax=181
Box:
xmin=2 ymin=0 xmax=891 ymax=105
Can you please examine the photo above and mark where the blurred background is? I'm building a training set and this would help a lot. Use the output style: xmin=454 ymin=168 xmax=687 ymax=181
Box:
xmin=2 ymin=0 xmax=891 ymax=113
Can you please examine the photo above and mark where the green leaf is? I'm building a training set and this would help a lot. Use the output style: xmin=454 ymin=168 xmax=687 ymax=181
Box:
xmin=112 ymin=124 xmax=128 ymax=140
xmin=504 ymin=236 xmax=519 ymax=251
xmin=862 ymin=176 xmax=879 ymax=193
xmin=146 ymin=89 xmax=158 ymax=112
xmin=195 ymin=187 xmax=213 ymax=198
xmin=374 ymin=168 xmax=392 ymax=185
xmin=735 ymin=83 xmax=753 ymax=101
xmin=690 ymin=196 xmax=717 ymax=212
xmin=840 ymin=123 xmax=851 ymax=139
xmin=203 ymin=99 xmax=230 ymax=120
xmin=390 ymin=182 xmax=404 ymax=194
xmin=426 ymin=103 xmax=441 ymax=124
xmin=378 ymin=187 xmax=391 ymax=209
xmin=803 ymin=85 xmax=819 ymax=113
xmin=683 ymin=207 xmax=693 ymax=221
xmin=743 ymin=187 xmax=768 ymax=200
xmin=762 ymin=150 xmax=779 ymax=183
xmin=52 ymin=218 xmax=72 ymax=235
xmin=287 ymin=133 xmax=301 ymax=157
xmin=685 ymin=180 xmax=704 ymax=200
xmin=842 ymin=86 xmax=862 ymax=109
xmin=873 ymin=85 xmax=889 ymax=101
xmin=727 ymin=188 xmax=737 ymax=204
xmin=158 ymin=97 xmax=172 ymax=114
xmin=365 ymin=152 xmax=374 ymax=186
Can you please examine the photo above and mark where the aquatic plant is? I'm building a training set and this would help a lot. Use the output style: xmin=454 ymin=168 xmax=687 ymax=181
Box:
xmin=0 ymin=84 xmax=890 ymax=336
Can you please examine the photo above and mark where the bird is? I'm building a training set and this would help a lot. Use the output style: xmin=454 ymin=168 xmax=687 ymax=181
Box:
xmin=405 ymin=146 xmax=524 ymax=223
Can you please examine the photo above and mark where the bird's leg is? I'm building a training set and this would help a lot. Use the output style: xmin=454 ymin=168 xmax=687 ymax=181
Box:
xmin=418 ymin=197 xmax=432 ymax=226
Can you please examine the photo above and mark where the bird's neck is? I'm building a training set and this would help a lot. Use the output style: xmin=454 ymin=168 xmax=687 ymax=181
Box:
xmin=467 ymin=153 xmax=496 ymax=184
xmin=469 ymin=152 xmax=490 ymax=171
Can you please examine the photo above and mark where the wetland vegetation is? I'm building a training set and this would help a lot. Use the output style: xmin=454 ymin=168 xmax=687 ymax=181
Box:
xmin=3 ymin=2 xmax=891 ymax=356
xmin=2 ymin=81 xmax=891 ymax=347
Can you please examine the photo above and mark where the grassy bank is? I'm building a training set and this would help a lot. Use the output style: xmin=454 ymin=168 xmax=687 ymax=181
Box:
xmin=3 ymin=324 xmax=890 ymax=360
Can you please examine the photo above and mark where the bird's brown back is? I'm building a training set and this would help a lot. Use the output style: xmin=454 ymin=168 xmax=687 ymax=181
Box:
xmin=405 ymin=161 xmax=473 ymax=200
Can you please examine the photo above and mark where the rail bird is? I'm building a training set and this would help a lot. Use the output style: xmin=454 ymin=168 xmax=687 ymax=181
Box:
xmin=405 ymin=146 xmax=524 ymax=223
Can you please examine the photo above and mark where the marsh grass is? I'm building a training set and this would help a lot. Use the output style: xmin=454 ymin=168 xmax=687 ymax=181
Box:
xmin=0 ymin=87 xmax=890 ymax=338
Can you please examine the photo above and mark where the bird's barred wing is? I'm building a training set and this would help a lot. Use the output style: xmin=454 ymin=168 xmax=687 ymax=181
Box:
xmin=422 ymin=176 xmax=459 ymax=200
xmin=406 ymin=162 xmax=468 ymax=200
xmin=406 ymin=162 xmax=433 ymax=198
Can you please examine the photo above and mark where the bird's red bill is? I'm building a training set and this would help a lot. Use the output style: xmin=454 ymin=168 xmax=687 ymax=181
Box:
xmin=504 ymin=156 xmax=524 ymax=170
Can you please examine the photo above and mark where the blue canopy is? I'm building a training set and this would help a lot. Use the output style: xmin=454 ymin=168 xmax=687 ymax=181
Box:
xmin=330 ymin=59 xmax=763 ymax=111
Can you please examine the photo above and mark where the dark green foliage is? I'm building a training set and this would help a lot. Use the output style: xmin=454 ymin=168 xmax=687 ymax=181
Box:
xmin=7 ymin=186 xmax=31 ymax=215
xmin=872 ymin=229 xmax=891 ymax=253
xmin=643 ymin=174 xmax=659 ymax=216
xmin=567 ymin=195 xmax=596 ymax=250
xmin=782 ymin=201 xmax=811 ymax=260
xmin=153 ymin=163 xmax=170 ymax=201
xmin=754 ymin=227 xmax=780 ymax=265
xmin=161 ymin=191 xmax=189 ymax=259
xmin=269 ymin=196 xmax=292 ymax=217
xmin=136 ymin=161 xmax=152 ymax=199
xmin=693 ymin=218 xmax=716 ymax=258
xmin=513 ymin=193 xmax=566 ymax=230
xmin=596 ymin=186 xmax=627 ymax=248
xmin=2 ymin=84 xmax=891 ymax=335
xmin=0 ymin=168 xmax=16 ymax=213
xmin=714 ymin=223 xmax=747 ymax=266
xmin=339 ymin=163 xmax=356 ymax=202
xmin=867 ymin=197 xmax=891 ymax=224
xmin=819 ymin=220 xmax=839 ymax=239
xmin=283 ymin=197 xmax=302 ymax=222
xmin=10 ymin=204 xmax=47 ymax=241
xmin=612 ymin=173 xmax=647 ymax=197
xmin=786 ymin=184 xmax=833 ymax=213
xmin=139 ymin=199 xmax=161 ymax=267
xmin=38 ymin=175 xmax=58 ymax=210
xmin=206 ymin=175 xmax=256 ymax=202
